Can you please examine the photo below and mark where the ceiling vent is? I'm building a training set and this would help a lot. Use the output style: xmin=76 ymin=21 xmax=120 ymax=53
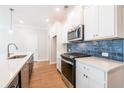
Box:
xmin=64 ymin=5 xmax=68 ymax=9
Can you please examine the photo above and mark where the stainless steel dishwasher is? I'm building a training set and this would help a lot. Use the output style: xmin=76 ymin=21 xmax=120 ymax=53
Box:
xmin=21 ymin=61 xmax=30 ymax=88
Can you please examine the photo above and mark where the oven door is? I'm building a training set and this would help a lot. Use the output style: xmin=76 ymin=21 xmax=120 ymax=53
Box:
xmin=61 ymin=58 xmax=75 ymax=87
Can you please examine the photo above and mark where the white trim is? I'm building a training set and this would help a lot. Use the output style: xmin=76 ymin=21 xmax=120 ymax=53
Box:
xmin=35 ymin=59 xmax=49 ymax=62
xmin=15 ymin=24 xmax=48 ymax=30
xmin=49 ymin=61 xmax=56 ymax=64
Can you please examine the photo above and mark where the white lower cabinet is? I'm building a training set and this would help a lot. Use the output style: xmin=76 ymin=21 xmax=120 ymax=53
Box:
xmin=88 ymin=77 xmax=104 ymax=88
xmin=76 ymin=62 xmax=104 ymax=88
xmin=76 ymin=68 xmax=88 ymax=88
xmin=76 ymin=61 xmax=124 ymax=88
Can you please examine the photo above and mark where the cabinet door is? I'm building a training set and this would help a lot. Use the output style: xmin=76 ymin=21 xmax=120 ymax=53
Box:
xmin=88 ymin=77 xmax=104 ymax=88
xmin=29 ymin=55 xmax=34 ymax=79
xmin=62 ymin=23 xmax=68 ymax=43
xmin=87 ymin=64 xmax=105 ymax=88
xmin=76 ymin=68 xmax=88 ymax=88
xmin=56 ymin=57 xmax=61 ymax=72
xmin=21 ymin=63 xmax=29 ymax=88
xmin=84 ymin=6 xmax=99 ymax=41
xmin=98 ymin=6 xmax=115 ymax=38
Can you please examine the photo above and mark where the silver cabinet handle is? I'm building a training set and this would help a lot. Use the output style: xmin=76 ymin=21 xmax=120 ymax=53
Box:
xmin=93 ymin=34 xmax=98 ymax=37
xmin=83 ymin=66 xmax=86 ymax=69
xmin=61 ymin=58 xmax=74 ymax=65
xmin=85 ymin=75 xmax=88 ymax=78
xmin=83 ymin=74 xmax=88 ymax=78
xmin=75 ymin=31 xmax=78 ymax=38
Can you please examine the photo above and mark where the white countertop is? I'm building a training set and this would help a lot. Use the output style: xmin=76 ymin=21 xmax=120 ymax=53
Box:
xmin=0 ymin=52 xmax=33 ymax=88
xmin=76 ymin=57 xmax=124 ymax=72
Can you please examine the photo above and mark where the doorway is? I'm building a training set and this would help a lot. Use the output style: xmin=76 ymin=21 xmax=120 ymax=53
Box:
xmin=50 ymin=36 xmax=57 ymax=64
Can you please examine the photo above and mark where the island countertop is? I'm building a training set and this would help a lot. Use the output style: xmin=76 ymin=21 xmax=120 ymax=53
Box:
xmin=0 ymin=52 xmax=33 ymax=88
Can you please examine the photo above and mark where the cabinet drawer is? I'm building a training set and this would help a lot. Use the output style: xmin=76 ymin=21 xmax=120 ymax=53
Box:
xmin=76 ymin=61 xmax=88 ymax=71
xmin=88 ymin=65 xmax=105 ymax=82
xmin=76 ymin=61 xmax=105 ymax=82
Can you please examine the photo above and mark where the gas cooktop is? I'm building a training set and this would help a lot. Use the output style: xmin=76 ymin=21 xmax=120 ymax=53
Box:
xmin=61 ymin=52 xmax=90 ymax=59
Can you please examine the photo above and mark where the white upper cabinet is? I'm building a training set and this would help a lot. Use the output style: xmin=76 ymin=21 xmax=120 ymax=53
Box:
xmin=84 ymin=6 xmax=99 ymax=41
xmin=61 ymin=23 xmax=68 ymax=43
xmin=98 ymin=6 xmax=115 ymax=38
xmin=84 ymin=5 xmax=123 ymax=41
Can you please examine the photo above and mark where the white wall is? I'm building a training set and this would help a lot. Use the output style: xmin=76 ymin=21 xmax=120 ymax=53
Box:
xmin=66 ymin=6 xmax=84 ymax=27
xmin=0 ymin=24 xmax=48 ymax=61
xmin=48 ymin=23 xmax=58 ymax=64
xmin=48 ymin=6 xmax=84 ymax=64
xmin=122 ymin=6 xmax=124 ymax=61
xmin=0 ymin=6 xmax=49 ymax=61
xmin=37 ymin=28 xmax=48 ymax=61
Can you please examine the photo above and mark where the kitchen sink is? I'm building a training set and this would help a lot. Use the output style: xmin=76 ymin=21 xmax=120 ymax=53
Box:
xmin=8 ymin=55 xmax=27 ymax=59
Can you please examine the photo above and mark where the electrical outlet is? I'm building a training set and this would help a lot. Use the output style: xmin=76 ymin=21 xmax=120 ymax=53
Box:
xmin=68 ymin=49 xmax=71 ymax=52
xmin=102 ymin=52 xmax=109 ymax=57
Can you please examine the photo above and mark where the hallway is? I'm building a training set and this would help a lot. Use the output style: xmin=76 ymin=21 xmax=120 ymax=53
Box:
xmin=29 ymin=61 xmax=67 ymax=88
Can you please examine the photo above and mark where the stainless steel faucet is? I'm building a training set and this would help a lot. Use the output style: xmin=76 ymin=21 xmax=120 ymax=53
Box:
xmin=7 ymin=43 xmax=18 ymax=58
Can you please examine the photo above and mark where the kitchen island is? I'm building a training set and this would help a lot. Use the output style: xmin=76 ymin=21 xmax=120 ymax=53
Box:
xmin=0 ymin=52 xmax=33 ymax=88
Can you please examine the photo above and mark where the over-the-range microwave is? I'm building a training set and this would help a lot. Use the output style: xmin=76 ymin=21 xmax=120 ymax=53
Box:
xmin=68 ymin=24 xmax=84 ymax=42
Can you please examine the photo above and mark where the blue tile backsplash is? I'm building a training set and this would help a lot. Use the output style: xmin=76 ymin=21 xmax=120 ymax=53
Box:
xmin=67 ymin=39 xmax=124 ymax=62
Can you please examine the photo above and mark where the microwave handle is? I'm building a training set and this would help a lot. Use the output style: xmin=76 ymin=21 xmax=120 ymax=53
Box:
xmin=75 ymin=30 xmax=78 ymax=38
xmin=61 ymin=58 xmax=74 ymax=66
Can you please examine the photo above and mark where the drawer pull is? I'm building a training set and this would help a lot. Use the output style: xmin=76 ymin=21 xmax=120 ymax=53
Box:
xmin=83 ymin=74 xmax=88 ymax=78
xmin=85 ymin=76 xmax=88 ymax=78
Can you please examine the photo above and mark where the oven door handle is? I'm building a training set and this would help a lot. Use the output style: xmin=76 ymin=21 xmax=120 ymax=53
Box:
xmin=61 ymin=58 xmax=74 ymax=66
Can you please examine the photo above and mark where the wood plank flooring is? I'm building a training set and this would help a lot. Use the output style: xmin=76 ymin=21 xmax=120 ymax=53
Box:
xmin=29 ymin=61 xmax=67 ymax=88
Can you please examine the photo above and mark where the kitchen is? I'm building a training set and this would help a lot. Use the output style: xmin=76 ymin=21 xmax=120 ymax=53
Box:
xmin=0 ymin=5 xmax=124 ymax=88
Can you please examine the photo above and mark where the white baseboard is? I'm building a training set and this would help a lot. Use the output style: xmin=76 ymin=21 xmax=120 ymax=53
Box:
xmin=35 ymin=59 xmax=49 ymax=62
xmin=34 ymin=59 xmax=57 ymax=65
xmin=49 ymin=61 xmax=56 ymax=64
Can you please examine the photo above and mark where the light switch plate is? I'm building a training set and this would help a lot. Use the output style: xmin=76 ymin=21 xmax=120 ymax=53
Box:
xmin=102 ymin=52 xmax=109 ymax=57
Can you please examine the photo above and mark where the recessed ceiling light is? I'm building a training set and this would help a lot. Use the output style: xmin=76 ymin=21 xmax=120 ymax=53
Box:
xmin=46 ymin=18 xmax=49 ymax=22
xmin=9 ymin=29 xmax=14 ymax=33
xmin=19 ymin=20 xmax=24 ymax=24
xmin=56 ymin=8 xmax=60 ymax=12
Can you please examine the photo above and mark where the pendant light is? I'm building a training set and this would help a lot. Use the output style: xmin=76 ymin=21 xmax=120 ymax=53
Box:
xmin=9 ymin=8 xmax=14 ymax=33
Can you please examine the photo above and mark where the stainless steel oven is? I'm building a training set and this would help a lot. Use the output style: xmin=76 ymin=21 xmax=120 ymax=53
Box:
xmin=61 ymin=57 xmax=75 ymax=88
xmin=61 ymin=53 xmax=90 ymax=88
xmin=68 ymin=25 xmax=84 ymax=42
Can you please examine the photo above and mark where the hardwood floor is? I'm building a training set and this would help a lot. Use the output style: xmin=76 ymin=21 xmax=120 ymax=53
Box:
xmin=29 ymin=61 xmax=67 ymax=88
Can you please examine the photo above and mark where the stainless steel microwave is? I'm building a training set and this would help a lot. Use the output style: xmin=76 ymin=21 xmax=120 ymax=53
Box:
xmin=68 ymin=25 xmax=84 ymax=42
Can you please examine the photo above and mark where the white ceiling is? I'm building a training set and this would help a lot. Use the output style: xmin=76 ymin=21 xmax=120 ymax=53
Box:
xmin=0 ymin=5 xmax=65 ymax=29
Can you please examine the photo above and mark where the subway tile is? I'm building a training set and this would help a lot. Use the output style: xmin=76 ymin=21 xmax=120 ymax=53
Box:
xmin=67 ymin=39 xmax=124 ymax=62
